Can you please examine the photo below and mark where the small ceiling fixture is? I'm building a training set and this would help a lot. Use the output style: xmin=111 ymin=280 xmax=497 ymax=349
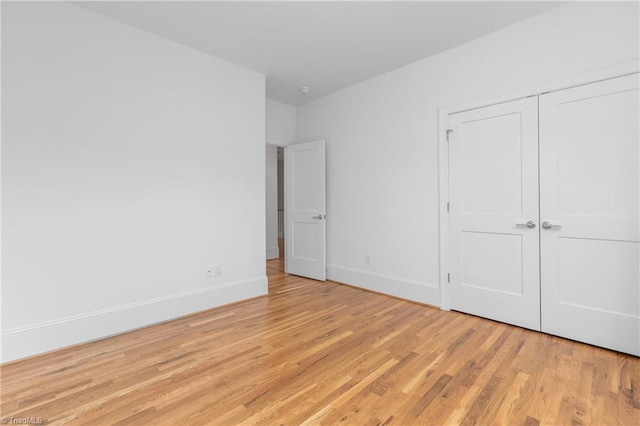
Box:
xmin=300 ymin=86 xmax=311 ymax=94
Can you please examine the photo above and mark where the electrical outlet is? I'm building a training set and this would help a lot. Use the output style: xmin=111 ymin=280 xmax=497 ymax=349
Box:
xmin=214 ymin=263 xmax=223 ymax=277
xmin=365 ymin=253 xmax=373 ymax=265
xmin=206 ymin=265 xmax=214 ymax=278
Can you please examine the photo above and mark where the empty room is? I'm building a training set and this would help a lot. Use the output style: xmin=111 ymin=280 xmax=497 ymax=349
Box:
xmin=1 ymin=1 xmax=639 ymax=424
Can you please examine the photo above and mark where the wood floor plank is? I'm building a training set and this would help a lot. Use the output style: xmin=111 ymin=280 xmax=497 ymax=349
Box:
xmin=1 ymin=258 xmax=638 ymax=425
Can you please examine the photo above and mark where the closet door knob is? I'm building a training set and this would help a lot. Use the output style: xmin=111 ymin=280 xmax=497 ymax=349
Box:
xmin=516 ymin=220 xmax=537 ymax=229
xmin=542 ymin=221 xmax=562 ymax=230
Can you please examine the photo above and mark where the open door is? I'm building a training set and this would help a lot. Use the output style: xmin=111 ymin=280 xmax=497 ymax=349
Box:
xmin=285 ymin=140 xmax=326 ymax=281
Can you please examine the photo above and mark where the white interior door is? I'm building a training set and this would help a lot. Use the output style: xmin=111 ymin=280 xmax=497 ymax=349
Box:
xmin=539 ymin=74 xmax=640 ymax=356
xmin=285 ymin=140 xmax=326 ymax=281
xmin=449 ymin=97 xmax=541 ymax=331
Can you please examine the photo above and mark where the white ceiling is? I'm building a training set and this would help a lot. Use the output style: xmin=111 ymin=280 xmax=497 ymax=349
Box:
xmin=76 ymin=1 xmax=565 ymax=105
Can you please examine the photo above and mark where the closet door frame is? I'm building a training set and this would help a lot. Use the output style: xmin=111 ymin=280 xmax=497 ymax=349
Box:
xmin=438 ymin=59 xmax=639 ymax=311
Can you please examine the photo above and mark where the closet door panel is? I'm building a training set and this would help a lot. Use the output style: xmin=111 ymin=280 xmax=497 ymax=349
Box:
xmin=540 ymin=73 xmax=640 ymax=356
xmin=449 ymin=97 xmax=540 ymax=331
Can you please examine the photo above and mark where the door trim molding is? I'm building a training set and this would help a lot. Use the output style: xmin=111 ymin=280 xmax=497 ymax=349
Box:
xmin=437 ymin=59 xmax=640 ymax=311
xmin=438 ymin=109 xmax=451 ymax=310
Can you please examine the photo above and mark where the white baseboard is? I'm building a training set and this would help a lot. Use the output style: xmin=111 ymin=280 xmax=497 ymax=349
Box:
xmin=328 ymin=265 xmax=440 ymax=307
xmin=1 ymin=276 xmax=268 ymax=363
xmin=266 ymin=246 xmax=280 ymax=260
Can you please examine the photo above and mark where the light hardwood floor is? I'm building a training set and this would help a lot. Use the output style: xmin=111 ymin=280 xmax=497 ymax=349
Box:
xmin=1 ymin=258 xmax=639 ymax=425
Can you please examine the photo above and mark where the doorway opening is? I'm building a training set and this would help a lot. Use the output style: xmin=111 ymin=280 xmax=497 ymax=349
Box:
xmin=266 ymin=144 xmax=285 ymax=263
xmin=277 ymin=147 xmax=285 ymax=258
xmin=266 ymin=140 xmax=327 ymax=281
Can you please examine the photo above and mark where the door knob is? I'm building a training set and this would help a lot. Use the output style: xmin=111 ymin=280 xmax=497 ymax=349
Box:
xmin=516 ymin=220 xmax=536 ymax=229
xmin=542 ymin=221 xmax=562 ymax=230
xmin=312 ymin=215 xmax=325 ymax=220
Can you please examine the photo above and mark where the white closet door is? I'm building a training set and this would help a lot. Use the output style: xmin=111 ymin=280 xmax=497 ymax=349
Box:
xmin=449 ymin=97 xmax=541 ymax=331
xmin=540 ymin=74 xmax=640 ymax=356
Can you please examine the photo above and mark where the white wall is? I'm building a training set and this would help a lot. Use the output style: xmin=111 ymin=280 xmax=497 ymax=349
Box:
xmin=296 ymin=2 xmax=640 ymax=306
xmin=266 ymin=99 xmax=296 ymax=146
xmin=265 ymin=145 xmax=279 ymax=259
xmin=1 ymin=2 xmax=267 ymax=362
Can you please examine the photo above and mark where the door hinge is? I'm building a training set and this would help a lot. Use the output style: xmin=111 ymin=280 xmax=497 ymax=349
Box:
xmin=447 ymin=273 xmax=450 ymax=283
xmin=446 ymin=202 xmax=450 ymax=213
xmin=446 ymin=129 xmax=453 ymax=142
